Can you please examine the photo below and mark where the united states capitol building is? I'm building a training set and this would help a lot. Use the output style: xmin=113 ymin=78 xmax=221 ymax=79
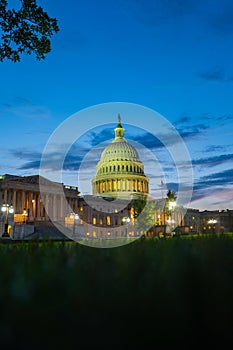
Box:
xmin=0 ymin=116 xmax=233 ymax=239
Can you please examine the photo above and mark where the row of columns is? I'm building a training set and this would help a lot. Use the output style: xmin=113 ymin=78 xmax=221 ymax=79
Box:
xmin=0 ymin=188 xmax=79 ymax=221
xmin=93 ymin=178 xmax=149 ymax=195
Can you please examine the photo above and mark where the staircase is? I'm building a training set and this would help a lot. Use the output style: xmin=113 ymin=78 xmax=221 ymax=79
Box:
xmin=29 ymin=221 xmax=71 ymax=241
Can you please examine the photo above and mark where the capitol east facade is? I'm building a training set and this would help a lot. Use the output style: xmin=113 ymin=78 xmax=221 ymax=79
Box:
xmin=1 ymin=115 xmax=232 ymax=240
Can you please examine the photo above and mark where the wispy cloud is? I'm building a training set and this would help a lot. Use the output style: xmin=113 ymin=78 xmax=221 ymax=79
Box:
xmin=198 ymin=66 xmax=233 ymax=82
xmin=200 ymin=168 xmax=233 ymax=184
xmin=11 ymin=119 xmax=210 ymax=173
xmin=192 ymin=169 xmax=233 ymax=199
xmin=198 ymin=66 xmax=226 ymax=82
xmin=0 ymin=97 xmax=51 ymax=119
xmin=174 ymin=116 xmax=192 ymax=125
xmin=205 ymin=145 xmax=227 ymax=153
xmin=192 ymin=153 xmax=233 ymax=167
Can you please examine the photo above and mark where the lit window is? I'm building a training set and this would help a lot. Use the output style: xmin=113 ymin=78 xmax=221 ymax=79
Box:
xmin=107 ymin=216 xmax=111 ymax=225
xmin=93 ymin=217 xmax=96 ymax=225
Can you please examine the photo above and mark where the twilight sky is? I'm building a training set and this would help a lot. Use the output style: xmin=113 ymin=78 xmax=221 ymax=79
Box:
xmin=0 ymin=0 xmax=233 ymax=211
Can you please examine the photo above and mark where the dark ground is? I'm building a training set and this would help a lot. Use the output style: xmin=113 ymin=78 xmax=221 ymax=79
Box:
xmin=0 ymin=235 xmax=232 ymax=348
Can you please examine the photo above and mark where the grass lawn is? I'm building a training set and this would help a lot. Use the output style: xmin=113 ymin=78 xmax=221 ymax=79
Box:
xmin=0 ymin=234 xmax=232 ymax=347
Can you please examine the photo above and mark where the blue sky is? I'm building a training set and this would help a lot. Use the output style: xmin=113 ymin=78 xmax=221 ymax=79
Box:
xmin=0 ymin=0 xmax=233 ymax=211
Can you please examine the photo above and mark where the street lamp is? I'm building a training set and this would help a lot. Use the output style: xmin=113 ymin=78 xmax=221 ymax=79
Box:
xmin=73 ymin=213 xmax=80 ymax=235
xmin=208 ymin=218 xmax=217 ymax=234
xmin=1 ymin=203 xmax=14 ymax=237
xmin=169 ymin=201 xmax=176 ymax=231
xmin=122 ymin=216 xmax=130 ymax=237
xmin=22 ymin=208 xmax=28 ymax=224
xmin=169 ymin=201 xmax=176 ymax=210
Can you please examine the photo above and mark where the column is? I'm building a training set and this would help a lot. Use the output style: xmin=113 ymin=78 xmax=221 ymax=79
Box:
xmin=60 ymin=194 xmax=64 ymax=219
xmin=12 ymin=190 xmax=16 ymax=210
xmin=44 ymin=194 xmax=49 ymax=220
xmin=4 ymin=189 xmax=7 ymax=203
xmin=53 ymin=195 xmax=57 ymax=220
xmin=22 ymin=191 xmax=25 ymax=212
xmin=29 ymin=192 xmax=33 ymax=221
xmin=130 ymin=179 xmax=132 ymax=192
xmin=36 ymin=194 xmax=41 ymax=220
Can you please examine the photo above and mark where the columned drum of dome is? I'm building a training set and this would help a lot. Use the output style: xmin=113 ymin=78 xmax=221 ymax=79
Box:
xmin=92 ymin=115 xmax=149 ymax=199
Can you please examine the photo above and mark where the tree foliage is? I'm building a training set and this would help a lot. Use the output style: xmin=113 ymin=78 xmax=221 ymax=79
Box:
xmin=165 ymin=189 xmax=177 ymax=216
xmin=132 ymin=198 xmax=156 ymax=233
xmin=0 ymin=0 xmax=59 ymax=62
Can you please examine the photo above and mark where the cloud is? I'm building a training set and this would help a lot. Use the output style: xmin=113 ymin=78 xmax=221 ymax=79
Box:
xmin=88 ymin=126 xmax=116 ymax=147
xmin=198 ymin=66 xmax=226 ymax=82
xmin=200 ymin=168 xmax=233 ymax=184
xmin=174 ymin=116 xmax=192 ymax=125
xmin=13 ymin=119 xmax=209 ymax=173
xmin=0 ymin=97 xmax=51 ymax=119
xmin=14 ymin=142 xmax=99 ymax=173
xmin=19 ymin=160 xmax=41 ymax=170
xmin=12 ymin=150 xmax=41 ymax=160
xmin=198 ymin=66 xmax=233 ymax=83
xmin=191 ymin=169 xmax=233 ymax=202
xmin=192 ymin=153 xmax=233 ymax=167
xmin=10 ymin=149 xmax=42 ymax=170
xmin=205 ymin=145 xmax=227 ymax=153
xmin=216 ymin=114 xmax=233 ymax=122
xmin=177 ymin=127 xmax=207 ymax=141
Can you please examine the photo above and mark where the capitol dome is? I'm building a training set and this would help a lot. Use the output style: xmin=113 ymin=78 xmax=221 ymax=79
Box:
xmin=92 ymin=115 xmax=149 ymax=199
xmin=100 ymin=138 xmax=140 ymax=163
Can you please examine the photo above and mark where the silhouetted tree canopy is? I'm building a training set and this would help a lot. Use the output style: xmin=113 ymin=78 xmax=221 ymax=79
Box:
xmin=0 ymin=0 xmax=59 ymax=62
xmin=165 ymin=189 xmax=177 ymax=216
xmin=132 ymin=198 xmax=156 ymax=233
xmin=166 ymin=189 xmax=177 ymax=202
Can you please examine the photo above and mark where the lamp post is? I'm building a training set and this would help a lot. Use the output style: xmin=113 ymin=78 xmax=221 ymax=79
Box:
xmin=1 ymin=203 xmax=14 ymax=237
xmin=122 ymin=216 xmax=130 ymax=237
xmin=169 ymin=201 xmax=176 ymax=231
xmin=208 ymin=218 xmax=217 ymax=234
xmin=73 ymin=213 xmax=80 ymax=236
xmin=22 ymin=208 xmax=28 ymax=224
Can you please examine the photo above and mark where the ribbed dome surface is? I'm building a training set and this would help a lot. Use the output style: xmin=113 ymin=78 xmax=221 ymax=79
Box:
xmin=100 ymin=140 xmax=140 ymax=163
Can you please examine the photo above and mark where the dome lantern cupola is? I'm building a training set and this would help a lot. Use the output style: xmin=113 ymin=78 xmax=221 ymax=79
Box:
xmin=92 ymin=115 xmax=149 ymax=199
xmin=114 ymin=114 xmax=124 ymax=140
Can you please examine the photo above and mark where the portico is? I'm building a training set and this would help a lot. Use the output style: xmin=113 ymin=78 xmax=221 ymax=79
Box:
xmin=0 ymin=174 xmax=80 ymax=222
